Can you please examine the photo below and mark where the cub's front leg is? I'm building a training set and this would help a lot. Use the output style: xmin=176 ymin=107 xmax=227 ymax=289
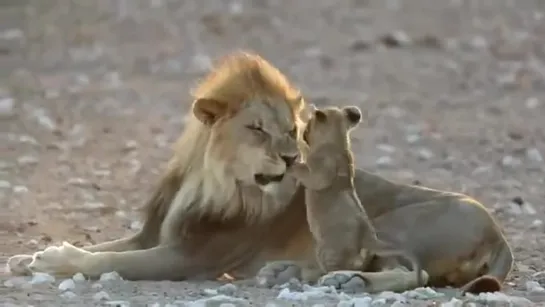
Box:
xmin=289 ymin=160 xmax=334 ymax=190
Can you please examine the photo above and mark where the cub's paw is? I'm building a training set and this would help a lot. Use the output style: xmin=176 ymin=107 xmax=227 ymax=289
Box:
xmin=27 ymin=242 xmax=91 ymax=276
xmin=255 ymin=261 xmax=302 ymax=288
xmin=6 ymin=254 xmax=34 ymax=275
xmin=317 ymin=270 xmax=367 ymax=293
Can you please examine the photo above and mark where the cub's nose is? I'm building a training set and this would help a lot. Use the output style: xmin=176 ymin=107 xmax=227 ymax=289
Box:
xmin=281 ymin=154 xmax=298 ymax=167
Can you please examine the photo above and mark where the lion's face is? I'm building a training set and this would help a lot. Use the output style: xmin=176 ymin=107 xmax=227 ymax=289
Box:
xmin=193 ymin=97 xmax=304 ymax=193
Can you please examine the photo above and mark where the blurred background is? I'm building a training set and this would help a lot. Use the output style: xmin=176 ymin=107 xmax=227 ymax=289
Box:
xmin=1 ymin=0 xmax=545 ymax=301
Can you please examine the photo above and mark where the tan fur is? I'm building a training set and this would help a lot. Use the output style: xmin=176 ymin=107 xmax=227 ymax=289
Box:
xmin=8 ymin=52 xmax=512 ymax=294
xmin=289 ymin=105 xmax=424 ymax=286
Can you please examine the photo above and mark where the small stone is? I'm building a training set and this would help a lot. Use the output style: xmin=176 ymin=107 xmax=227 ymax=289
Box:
xmin=91 ymin=282 xmax=103 ymax=290
xmin=531 ymin=219 xmax=543 ymax=228
xmin=99 ymin=271 xmax=122 ymax=281
xmin=72 ymin=272 xmax=86 ymax=282
xmin=13 ymin=185 xmax=28 ymax=193
xmin=0 ymin=97 xmax=15 ymax=118
xmin=217 ymin=283 xmax=238 ymax=295
xmin=502 ymin=155 xmax=522 ymax=167
xmin=93 ymin=291 xmax=111 ymax=301
xmin=379 ymin=31 xmax=411 ymax=47
xmin=219 ymin=304 xmax=237 ymax=307
xmin=17 ymin=156 xmax=38 ymax=166
xmin=60 ymin=291 xmax=77 ymax=299
xmin=58 ymin=278 xmax=76 ymax=291
xmin=525 ymin=97 xmax=540 ymax=109
xmin=404 ymin=287 xmax=444 ymax=299
xmin=375 ymin=291 xmax=407 ymax=303
xmin=189 ymin=295 xmax=249 ymax=306
xmin=376 ymin=156 xmax=393 ymax=166
xmin=526 ymin=148 xmax=543 ymax=163
xmin=130 ymin=220 xmax=143 ymax=231
xmin=203 ymin=288 xmax=218 ymax=295
xmin=30 ymin=272 xmax=56 ymax=284
xmin=67 ymin=178 xmax=91 ymax=187
xmin=377 ymin=144 xmax=396 ymax=153
xmin=441 ymin=297 xmax=462 ymax=307
xmin=3 ymin=277 xmax=27 ymax=288
xmin=469 ymin=36 xmax=488 ymax=49
xmin=104 ymin=301 xmax=130 ymax=306
xmin=83 ymin=202 xmax=107 ymax=210
xmin=526 ymin=280 xmax=545 ymax=293
xmin=406 ymin=134 xmax=420 ymax=144
xmin=124 ymin=140 xmax=138 ymax=151
xmin=416 ymin=148 xmax=434 ymax=160
xmin=0 ymin=180 xmax=11 ymax=189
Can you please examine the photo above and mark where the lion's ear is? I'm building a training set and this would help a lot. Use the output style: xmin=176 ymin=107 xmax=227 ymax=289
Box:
xmin=342 ymin=106 xmax=362 ymax=128
xmin=192 ymin=98 xmax=228 ymax=125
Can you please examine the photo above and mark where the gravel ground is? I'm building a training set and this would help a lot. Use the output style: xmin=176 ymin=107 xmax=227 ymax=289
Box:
xmin=1 ymin=0 xmax=545 ymax=306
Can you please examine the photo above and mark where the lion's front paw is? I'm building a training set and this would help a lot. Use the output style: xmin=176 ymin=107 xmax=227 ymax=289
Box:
xmin=317 ymin=270 xmax=367 ymax=293
xmin=6 ymin=254 xmax=34 ymax=276
xmin=27 ymin=242 xmax=91 ymax=277
xmin=255 ymin=261 xmax=302 ymax=288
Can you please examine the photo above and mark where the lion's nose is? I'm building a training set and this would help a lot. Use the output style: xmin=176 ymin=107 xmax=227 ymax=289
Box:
xmin=281 ymin=154 xmax=298 ymax=167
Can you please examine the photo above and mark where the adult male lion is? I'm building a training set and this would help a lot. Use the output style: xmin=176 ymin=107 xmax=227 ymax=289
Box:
xmin=7 ymin=51 xmax=512 ymax=294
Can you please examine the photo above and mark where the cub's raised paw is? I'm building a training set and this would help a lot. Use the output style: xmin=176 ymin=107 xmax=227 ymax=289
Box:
xmin=317 ymin=270 xmax=367 ymax=293
xmin=6 ymin=254 xmax=33 ymax=276
xmin=27 ymin=242 xmax=91 ymax=277
xmin=255 ymin=261 xmax=302 ymax=288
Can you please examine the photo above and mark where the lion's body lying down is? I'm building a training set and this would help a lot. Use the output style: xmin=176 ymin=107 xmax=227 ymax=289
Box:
xmin=8 ymin=51 xmax=512 ymax=294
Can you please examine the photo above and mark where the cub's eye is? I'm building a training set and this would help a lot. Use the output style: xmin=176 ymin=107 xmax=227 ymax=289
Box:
xmin=246 ymin=124 xmax=264 ymax=133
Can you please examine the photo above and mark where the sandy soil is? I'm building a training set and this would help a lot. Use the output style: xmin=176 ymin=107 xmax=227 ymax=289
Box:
xmin=1 ymin=0 xmax=545 ymax=306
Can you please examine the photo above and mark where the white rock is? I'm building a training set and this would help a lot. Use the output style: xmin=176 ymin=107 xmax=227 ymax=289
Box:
xmin=525 ymin=97 xmax=540 ymax=109
xmin=104 ymin=301 xmax=130 ymax=306
xmin=526 ymin=148 xmax=544 ymax=163
xmin=469 ymin=36 xmax=488 ymax=49
xmin=130 ymin=220 xmax=143 ymax=231
xmin=352 ymin=297 xmax=373 ymax=307
xmin=441 ymin=297 xmax=462 ymax=307
xmin=404 ymin=287 xmax=444 ymax=299
xmin=311 ymin=304 xmax=326 ymax=307
xmin=471 ymin=292 xmax=533 ymax=305
xmin=93 ymin=291 xmax=111 ymax=301
xmin=67 ymin=178 xmax=91 ymax=187
xmin=99 ymin=271 xmax=122 ymax=281
xmin=3 ymin=277 xmax=27 ymax=288
xmin=124 ymin=140 xmax=138 ymax=150
xmin=202 ymin=288 xmax=218 ymax=295
xmin=522 ymin=202 xmax=537 ymax=215
xmin=377 ymin=144 xmax=396 ymax=153
xmin=187 ymin=295 xmax=249 ymax=306
xmin=91 ymin=282 xmax=103 ymax=290
xmin=0 ymin=180 xmax=11 ymax=189
xmin=30 ymin=272 xmax=56 ymax=284
xmin=276 ymin=287 xmax=333 ymax=301
xmin=60 ymin=291 xmax=77 ymax=299
xmin=13 ymin=185 xmax=28 ymax=193
xmin=217 ymin=283 xmax=237 ymax=295
xmin=501 ymin=155 xmax=521 ymax=167
xmin=58 ymin=279 xmax=76 ymax=291
xmin=406 ymin=134 xmax=420 ymax=144
xmin=375 ymin=291 xmax=407 ymax=303
xmin=0 ymin=28 xmax=23 ymax=40
xmin=526 ymin=280 xmax=545 ymax=292
xmin=17 ymin=156 xmax=38 ymax=166
xmin=0 ymin=97 xmax=15 ymax=118
xmin=417 ymin=148 xmax=434 ymax=160
xmin=31 ymin=108 xmax=57 ymax=131
xmin=84 ymin=202 xmax=107 ymax=210
xmin=72 ymin=272 xmax=86 ymax=282
xmin=228 ymin=1 xmax=243 ymax=15
xmin=191 ymin=54 xmax=213 ymax=73
xmin=376 ymin=156 xmax=393 ymax=166
xmin=531 ymin=219 xmax=544 ymax=228
xmin=336 ymin=301 xmax=353 ymax=307
xmin=219 ymin=304 xmax=237 ymax=307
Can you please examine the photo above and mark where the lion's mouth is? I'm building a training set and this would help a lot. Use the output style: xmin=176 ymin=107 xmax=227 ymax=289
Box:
xmin=254 ymin=173 xmax=284 ymax=185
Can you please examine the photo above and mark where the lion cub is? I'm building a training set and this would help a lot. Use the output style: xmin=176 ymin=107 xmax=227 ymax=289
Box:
xmin=290 ymin=105 xmax=423 ymax=285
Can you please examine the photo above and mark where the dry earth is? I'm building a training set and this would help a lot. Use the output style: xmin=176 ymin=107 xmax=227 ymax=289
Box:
xmin=1 ymin=0 xmax=545 ymax=306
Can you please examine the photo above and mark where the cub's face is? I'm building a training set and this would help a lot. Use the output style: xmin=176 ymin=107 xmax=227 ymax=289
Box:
xmin=303 ymin=105 xmax=362 ymax=148
xmin=193 ymin=97 xmax=304 ymax=193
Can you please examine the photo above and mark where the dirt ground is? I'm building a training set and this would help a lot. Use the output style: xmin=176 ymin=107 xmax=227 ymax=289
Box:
xmin=1 ymin=0 xmax=545 ymax=306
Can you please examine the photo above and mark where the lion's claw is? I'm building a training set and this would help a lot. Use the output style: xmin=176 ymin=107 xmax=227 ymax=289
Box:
xmin=317 ymin=270 xmax=367 ymax=293
xmin=255 ymin=261 xmax=303 ymax=287
xmin=27 ymin=241 xmax=90 ymax=276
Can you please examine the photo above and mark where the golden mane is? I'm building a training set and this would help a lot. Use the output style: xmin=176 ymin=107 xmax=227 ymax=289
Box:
xmin=144 ymin=51 xmax=305 ymax=234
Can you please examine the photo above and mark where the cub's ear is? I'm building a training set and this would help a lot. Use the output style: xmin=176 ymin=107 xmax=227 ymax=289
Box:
xmin=343 ymin=106 xmax=362 ymax=128
xmin=192 ymin=98 xmax=228 ymax=126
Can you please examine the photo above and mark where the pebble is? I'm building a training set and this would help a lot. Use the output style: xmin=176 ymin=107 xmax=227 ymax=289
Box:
xmin=441 ymin=297 xmax=462 ymax=307
xmin=525 ymin=97 xmax=540 ymax=109
xmin=13 ymin=185 xmax=28 ymax=193
xmin=406 ymin=134 xmax=420 ymax=144
xmin=3 ymin=277 xmax=27 ymax=288
xmin=202 ymin=288 xmax=218 ymax=295
xmin=341 ymin=296 xmax=373 ymax=307
xmin=0 ymin=97 xmax=15 ymax=118
xmin=526 ymin=148 xmax=544 ymax=163
xmin=187 ymin=295 xmax=250 ymax=306
xmin=376 ymin=156 xmax=393 ymax=167
xmin=377 ymin=144 xmax=396 ymax=153
xmin=501 ymin=155 xmax=521 ymax=167
xmin=130 ymin=220 xmax=143 ymax=231
xmin=404 ymin=287 xmax=444 ymax=299
xmin=526 ymin=280 xmax=545 ymax=293
xmin=375 ymin=291 xmax=407 ymax=303
xmin=17 ymin=156 xmax=38 ymax=166
xmin=416 ymin=148 xmax=434 ymax=160
xmin=276 ymin=286 xmax=334 ymax=301
xmin=104 ymin=301 xmax=130 ymax=306
xmin=30 ymin=272 xmax=55 ymax=284
xmin=93 ymin=291 xmax=111 ymax=301
xmin=58 ymin=279 xmax=76 ymax=291
xmin=99 ymin=271 xmax=123 ymax=281
xmin=72 ymin=272 xmax=86 ymax=282
xmin=217 ymin=283 xmax=238 ymax=295
xmin=0 ymin=180 xmax=11 ymax=189
xmin=60 ymin=291 xmax=77 ymax=299
xmin=91 ymin=282 xmax=103 ymax=290
xmin=469 ymin=292 xmax=533 ymax=305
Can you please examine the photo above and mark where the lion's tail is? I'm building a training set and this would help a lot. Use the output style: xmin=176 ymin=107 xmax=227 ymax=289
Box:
xmin=460 ymin=239 xmax=514 ymax=294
